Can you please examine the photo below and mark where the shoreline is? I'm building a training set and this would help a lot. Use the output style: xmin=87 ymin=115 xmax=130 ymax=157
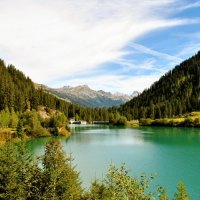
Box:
xmin=0 ymin=128 xmax=71 ymax=145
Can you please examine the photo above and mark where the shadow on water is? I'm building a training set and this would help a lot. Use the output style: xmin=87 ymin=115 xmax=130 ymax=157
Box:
xmin=137 ymin=126 xmax=200 ymax=146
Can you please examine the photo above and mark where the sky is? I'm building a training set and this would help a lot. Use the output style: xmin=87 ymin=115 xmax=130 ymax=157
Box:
xmin=0 ymin=0 xmax=200 ymax=95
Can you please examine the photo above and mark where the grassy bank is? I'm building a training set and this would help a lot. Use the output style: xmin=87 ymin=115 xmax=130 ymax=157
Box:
xmin=126 ymin=112 xmax=200 ymax=128
xmin=126 ymin=120 xmax=139 ymax=127
xmin=0 ymin=127 xmax=70 ymax=145
xmin=139 ymin=112 xmax=200 ymax=127
xmin=0 ymin=107 xmax=71 ymax=145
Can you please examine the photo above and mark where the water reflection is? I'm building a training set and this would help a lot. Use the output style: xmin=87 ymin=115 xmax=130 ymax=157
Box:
xmin=139 ymin=126 xmax=200 ymax=146
xmin=68 ymin=126 xmax=146 ymax=146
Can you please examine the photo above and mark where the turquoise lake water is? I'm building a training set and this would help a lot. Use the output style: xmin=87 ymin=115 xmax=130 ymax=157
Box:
xmin=27 ymin=125 xmax=200 ymax=199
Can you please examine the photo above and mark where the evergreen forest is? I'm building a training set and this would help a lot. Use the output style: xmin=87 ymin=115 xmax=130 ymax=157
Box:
xmin=120 ymin=52 xmax=200 ymax=120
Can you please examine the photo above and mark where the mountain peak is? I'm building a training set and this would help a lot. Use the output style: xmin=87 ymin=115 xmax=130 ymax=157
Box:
xmin=46 ymin=85 xmax=132 ymax=108
xmin=131 ymin=91 xmax=139 ymax=97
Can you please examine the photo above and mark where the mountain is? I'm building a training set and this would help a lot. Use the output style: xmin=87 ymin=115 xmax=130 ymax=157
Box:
xmin=44 ymin=85 xmax=134 ymax=108
xmin=120 ymin=51 xmax=200 ymax=120
xmin=130 ymin=91 xmax=140 ymax=98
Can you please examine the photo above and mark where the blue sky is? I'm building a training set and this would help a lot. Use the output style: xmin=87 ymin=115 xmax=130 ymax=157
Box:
xmin=0 ymin=0 xmax=200 ymax=94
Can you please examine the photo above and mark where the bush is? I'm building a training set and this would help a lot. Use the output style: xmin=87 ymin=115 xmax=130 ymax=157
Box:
xmin=140 ymin=118 xmax=153 ymax=126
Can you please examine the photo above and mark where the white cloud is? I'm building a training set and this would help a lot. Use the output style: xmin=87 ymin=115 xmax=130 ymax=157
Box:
xmin=128 ymin=43 xmax=182 ymax=63
xmin=178 ymin=1 xmax=200 ymax=11
xmin=177 ymin=42 xmax=200 ymax=57
xmin=115 ymin=58 xmax=166 ymax=73
xmin=0 ymin=0 xmax=197 ymax=90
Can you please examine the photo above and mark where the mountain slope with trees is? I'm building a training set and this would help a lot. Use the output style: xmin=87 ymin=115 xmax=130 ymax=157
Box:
xmin=120 ymin=51 xmax=200 ymax=120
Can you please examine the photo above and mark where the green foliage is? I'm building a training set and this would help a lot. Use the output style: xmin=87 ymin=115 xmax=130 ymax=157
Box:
xmin=75 ymin=113 xmax=80 ymax=121
xmin=158 ymin=186 xmax=170 ymax=200
xmin=0 ymin=107 xmax=11 ymax=129
xmin=43 ymin=112 xmax=69 ymax=136
xmin=42 ymin=140 xmax=82 ymax=199
xmin=16 ymin=119 xmax=25 ymax=139
xmin=109 ymin=111 xmax=127 ymax=125
xmin=10 ymin=108 xmax=19 ymax=128
xmin=85 ymin=180 xmax=109 ymax=200
xmin=0 ymin=107 xmax=19 ymax=130
xmin=86 ymin=163 xmax=189 ymax=200
xmin=139 ymin=118 xmax=154 ymax=126
xmin=0 ymin=141 xmax=38 ymax=200
xmin=0 ymin=142 xmax=19 ymax=199
xmin=174 ymin=182 xmax=189 ymax=200
xmin=48 ymin=112 xmax=68 ymax=128
xmin=126 ymin=120 xmax=139 ymax=127
xmin=22 ymin=110 xmax=50 ymax=137
xmin=104 ymin=163 xmax=154 ymax=200
xmin=184 ymin=116 xmax=200 ymax=127
xmin=138 ymin=113 xmax=200 ymax=127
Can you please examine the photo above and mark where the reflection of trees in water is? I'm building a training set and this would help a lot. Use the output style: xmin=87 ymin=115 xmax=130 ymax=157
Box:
xmin=138 ymin=126 xmax=200 ymax=146
xmin=26 ymin=136 xmax=66 ymax=157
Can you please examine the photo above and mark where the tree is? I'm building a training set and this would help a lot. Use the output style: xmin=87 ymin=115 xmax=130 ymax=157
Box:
xmin=10 ymin=108 xmax=19 ymax=128
xmin=75 ymin=113 xmax=79 ymax=121
xmin=102 ymin=163 xmax=154 ymax=200
xmin=0 ymin=108 xmax=10 ymax=128
xmin=22 ymin=110 xmax=49 ymax=137
xmin=174 ymin=182 xmax=190 ymax=200
xmin=85 ymin=180 xmax=109 ymax=200
xmin=16 ymin=119 xmax=25 ymax=139
xmin=0 ymin=142 xmax=38 ymax=200
xmin=150 ymin=102 xmax=155 ymax=119
xmin=0 ymin=142 xmax=19 ymax=199
xmin=158 ymin=186 xmax=170 ymax=200
xmin=42 ymin=140 xmax=82 ymax=199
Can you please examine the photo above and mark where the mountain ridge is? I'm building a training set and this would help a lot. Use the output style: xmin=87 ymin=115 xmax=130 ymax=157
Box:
xmin=43 ymin=84 xmax=138 ymax=108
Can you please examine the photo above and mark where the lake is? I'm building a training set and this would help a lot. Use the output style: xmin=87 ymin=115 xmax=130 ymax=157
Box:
xmin=27 ymin=125 xmax=200 ymax=199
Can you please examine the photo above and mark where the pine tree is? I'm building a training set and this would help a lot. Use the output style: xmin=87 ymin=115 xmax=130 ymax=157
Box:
xmin=16 ymin=119 xmax=24 ymax=139
xmin=174 ymin=182 xmax=190 ymax=200
xmin=158 ymin=186 xmax=170 ymax=200
xmin=0 ymin=108 xmax=10 ymax=128
xmin=9 ymin=108 xmax=19 ymax=128
xmin=0 ymin=142 xmax=19 ymax=199
xmin=42 ymin=140 xmax=83 ymax=199
xmin=0 ymin=142 xmax=37 ymax=200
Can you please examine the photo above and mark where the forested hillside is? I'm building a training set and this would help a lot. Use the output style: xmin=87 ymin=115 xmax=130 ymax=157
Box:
xmin=0 ymin=59 xmax=68 ymax=113
xmin=120 ymin=51 xmax=200 ymax=120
